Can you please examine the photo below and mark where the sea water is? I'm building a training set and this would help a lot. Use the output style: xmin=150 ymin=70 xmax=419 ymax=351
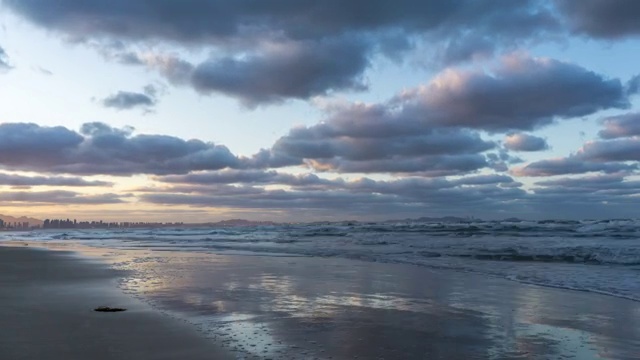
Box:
xmin=2 ymin=219 xmax=639 ymax=301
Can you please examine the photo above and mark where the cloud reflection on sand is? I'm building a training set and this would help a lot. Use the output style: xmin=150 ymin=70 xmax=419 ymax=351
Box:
xmin=9 ymin=241 xmax=639 ymax=359
xmin=101 ymin=249 xmax=640 ymax=359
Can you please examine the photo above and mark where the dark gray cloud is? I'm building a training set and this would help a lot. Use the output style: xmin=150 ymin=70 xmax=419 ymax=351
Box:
xmin=191 ymin=37 xmax=369 ymax=106
xmin=143 ymin=54 xmax=195 ymax=84
xmin=140 ymin=172 xmax=527 ymax=218
xmin=454 ymin=174 xmax=515 ymax=186
xmin=512 ymin=158 xmax=636 ymax=177
xmin=0 ymin=122 xmax=239 ymax=175
xmin=5 ymin=0 xmax=635 ymax=108
xmin=155 ymin=171 xmax=517 ymax=198
xmin=513 ymin=132 xmax=640 ymax=177
xmin=136 ymin=163 xmax=639 ymax=219
xmin=437 ymin=35 xmax=495 ymax=65
xmin=394 ymin=55 xmax=628 ymax=132
xmin=3 ymin=0 xmax=562 ymax=104
xmin=599 ymin=113 xmax=640 ymax=139
xmin=308 ymin=154 xmax=488 ymax=176
xmin=627 ymin=75 xmax=640 ymax=95
xmin=102 ymin=90 xmax=155 ymax=110
xmin=534 ymin=173 xmax=633 ymax=190
xmin=0 ymin=123 xmax=84 ymax=166
xmin=119 ymin=40 xmax=371 ymax=106
xmin=556 ymin=0 xmax=640 ymax=38
xmin=158 ymin=169 xmax=335 ymax=187
xmin=141 ymin=189 xmax=402 ymax=215
xmin=579 ymin=138 xmax=640 ymax=162
xmin=504 ymin=133 xmax=549 ymax=151
xmin=0 ymin=190 xmax=124 ymax=205
xmin=533 ymin=173 xmax=640 ymax=198
xmin=139 ymin=166 xmax=640 ymax=219
xmin=486 ymin=149 xmax=524 ymax=172
xmin=0 ymin=173 xmax=111 ymax=187
xmin=3 ymin=0 xmax=556 ymax=45
xmin=159 ymin=170 xmax=277 ymax=185
xmin=274 ymin=126 xmax=494 ymax=161
xmin=510 ymin=112 xmax=640 ymax=176
xmin=0 ymin=46 xmax=11 ymax=70
xmin=243 ymin=55 xmax=626 ymax=174
xmin=250 ymin=102 xmax=496 ymax=174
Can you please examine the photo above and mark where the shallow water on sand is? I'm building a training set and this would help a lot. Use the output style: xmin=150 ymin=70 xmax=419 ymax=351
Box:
xmin=104 ymin=250 xmax=640 ymax=360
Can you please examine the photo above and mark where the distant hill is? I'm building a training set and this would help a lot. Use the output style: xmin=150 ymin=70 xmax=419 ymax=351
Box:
xmin=207 ymin=219 xmax=277 ymax=227
xmin=0 ymin=214 xmax=43 ymax=227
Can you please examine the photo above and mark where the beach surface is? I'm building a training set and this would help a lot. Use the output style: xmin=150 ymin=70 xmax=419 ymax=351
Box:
xmin=1 ymin=243 xmax=640 ymax=359
xmin=0 ymin=246 xmax=232 ymax=360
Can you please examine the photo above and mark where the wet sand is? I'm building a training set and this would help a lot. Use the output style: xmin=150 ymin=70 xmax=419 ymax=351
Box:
xmin=2 ymin=244 xmax=640 ymax=359
xmin=0 ymin=246 xmax=232 ymax=360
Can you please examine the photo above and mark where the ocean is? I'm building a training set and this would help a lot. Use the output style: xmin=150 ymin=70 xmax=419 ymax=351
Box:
xmin=4 ymin=219 xmax=639 ymax=302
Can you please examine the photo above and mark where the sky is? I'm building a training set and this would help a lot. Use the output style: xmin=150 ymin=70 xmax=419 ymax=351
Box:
xmin=0 ymin=0 xmax=639 ymax=222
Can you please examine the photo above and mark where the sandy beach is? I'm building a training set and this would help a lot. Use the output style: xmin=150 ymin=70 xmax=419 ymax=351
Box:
xmin=1 ymin=244 xmax=639 ymax=359
xmin=0 ymin=246 xmax=232 ymax=360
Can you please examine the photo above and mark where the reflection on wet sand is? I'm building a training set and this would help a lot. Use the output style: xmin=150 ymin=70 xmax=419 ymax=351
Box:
xmin=6 ymin=241 xmax=638 ymax=359
xmin=101 ymin=250 xmax=640 ymax=360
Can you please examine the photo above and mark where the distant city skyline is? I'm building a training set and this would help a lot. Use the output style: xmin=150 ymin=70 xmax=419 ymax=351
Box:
xmin=0 ymin=1 xmax=639 ymax=221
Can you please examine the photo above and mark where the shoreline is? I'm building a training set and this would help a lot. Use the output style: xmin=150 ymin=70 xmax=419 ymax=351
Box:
xmin=0 ymin=246 xmax=233 ymax=360
xmin=2 ymin=242 xmax=640 ymax=359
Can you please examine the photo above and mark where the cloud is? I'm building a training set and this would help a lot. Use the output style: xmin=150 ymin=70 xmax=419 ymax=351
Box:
xmin=140 ymin=172 xmax=527 ymax=217
xmin=0 ymin=173 xmax=111 ymax=187
xmin=191 ymin=37 xmax=370 ymax=106
xmin=249 ymin=101 xmax=496 ymax=174
xmin=274 ymin=125 xmax=493 ymax=161
xmin=513 ymin=129 xmax=640 ymax=177
xmin=152 ymin=168 xmax=518 ymax=196
xmin=578 ymin=138 xmax=640 ymax=162
xmin=556 ymin=0 xmax=640 ymax=38
xmin=599 ymin=113 xmax=640 ymax=139
xmin=3 ymin=1 xmax=557 ymax=46
xmin=0 ymin=122 xmax=239 ymax=175
xmin=5 ymin=0 xmax=634 ymax=113
xmin=3 ymin=0 xmax=562 ymax=104
xmin=102 ymin=91 xmax=155 ymax=110
xmin=627 ymin=75 xmax=640 ymax=95
xmin=0 ymin=190 xmax=125 ymax=205
xmin=110 ymin=40 xmax=372 ymax=106
xmin=504 ymin=133 xmax=549 ymax=151
xmin=0 ymin=123 xmax=84 ymax=166
xmin=511 ymin=157 xmax=636 ymax=177
xmin=514 ymin=157 xmax=638 ymax=179
xmin=511 ymin=118 xmax=640 ymax=177
xmin=436 ymin=35 xmax=495 ymax=65
xmin=394 ymin=54 xmax=628 ymax=132
xmin=533 ymin=173 xmax=640 ymax=198
xmin=534 ymin=173 xmax=631 ymax=189
xmin=308 ymin=154 xmax=489 ymax=176
xmin=241 ymin=55 xmax=627 ymax=174
xmin=155 ymin=171 xmax=517 ymax=198
xmin=158 ymin=169 xmax=335 ymax=187
xmin=0 ymin=46 xmax=11 ymax=70
xmin=138 ymin=166 xmax=640 ymax=219
xmin=454 ymin=174 xmax=516 ymax=186
xmin=100 ymin=84 xmax=164 ymax=111
xmin=135 ymin=53 xmax=194 ymax=84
